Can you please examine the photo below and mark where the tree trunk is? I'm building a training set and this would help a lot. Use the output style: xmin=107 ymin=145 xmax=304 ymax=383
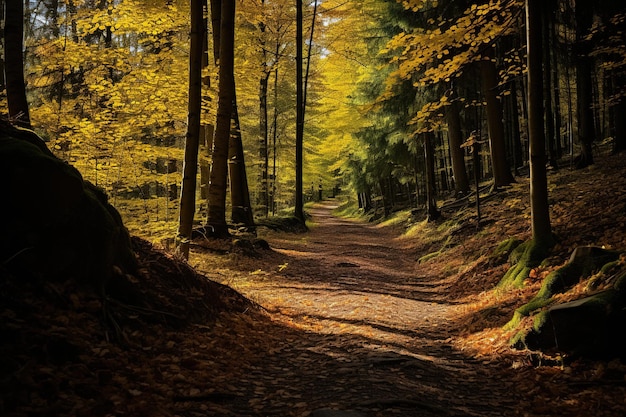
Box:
xmin=229 ymin=91 xmax=255 ymax=226
xmin=542 ymin=3 xmax=558 ymax=169
xmin=5 ymin=0 xmax=31 ymax=128
xmin=302 ymin=0 xmax=318 ymax=122
xmin=551 ymin=17 xmax=563 ymax=159
xmin=271 ymin=62 xmax=279 ymax=216
xmin=527 ymin=0 xmax=553 ymax=245
xmin=509 ymin=79 xmax=524 ymax=173
xmin=574 ymin=0 xmax=595 ymax=168
xmin=446 ymin=96 xmax=470 ymax=196
xmin=0 ymin=3 xmax=5 ymax=106
xmin=295 ymin=0 xmax=305 ymax=222
xmin=199 ymin=0 xmax=213 ymax=215
xmin=176 ymin=0 xmax=205 ymax=258
xmin=259 ymin=68 xmax=270 ymax=218
xmin=258 ymin=2 xmax=270 ymax=217
xmin=206 ymin=0 xmax=235 ymax=237
xmin=210 ymin=0 xmax=221 ymax=62
xmin=480 ymin=50 xmax=515 ymax=189
xmin=613 ymin=83 xmax=626 ymax=153
xmin=424 ymin=132 xmax=440 ymax=222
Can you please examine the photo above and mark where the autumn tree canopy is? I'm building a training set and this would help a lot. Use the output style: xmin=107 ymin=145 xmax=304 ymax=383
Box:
xmin=1 ymin=0 xmax=625 ymax=236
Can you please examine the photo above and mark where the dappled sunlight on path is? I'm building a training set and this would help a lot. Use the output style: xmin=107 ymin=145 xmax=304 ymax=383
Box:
xmin=191 ymin=200 xmax=523 ymax=416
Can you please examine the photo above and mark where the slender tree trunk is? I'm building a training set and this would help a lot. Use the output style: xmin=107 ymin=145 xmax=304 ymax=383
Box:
xmin=206 ymin=0 xmax=235 ymax=237
xmin=510 ymin=79 xmax=524 ymax=174
xmin=446 ymin=96 xmax=470 ymax=196
xmin=424 ymin=132 xmax=440 ymax=222
xmin=5 ymin=0 xmax=31 ymax=128
xmin=295 ymin=0 xmax=305 ymax=222
xmin=614 ymin=97 xmax=626 ymax=153
xmin=542 ymin=3 xmax=558 ymax=169
xmin=199 ymin=0 xmax=213 ymax=212
xmin=271 ymin=63 xmax=279 ymax=216
xmin=176 ymin=0 xmax=205 ymax=258
xmin=574 ymin=0 xmax=595 ymax=168
xmin=613 ymin=74 xmax=626 ymax=153
xmin=437 ymin=130 xmax=449 ymax=192
xmin=210 ymin=0 xmax=221 ymax=62
xmin=564 ymin=35 xmax=575 ymax=161
xmin=550 ymin=16 xmax=563 ymax=160
xmin=302 ymin=0 xmax=318 ymax=122
xmin=480 ymin=50 xmax=515 ymax=189
xmin=257 ymin=0 xmax=270 ymax=217
xmin=0 ymin=2 xmax=5 ymax=106
xmin=229 ymin=90 xmax=255 ymax=226
xmin=527 ymin=0 xmax=552 ymax=245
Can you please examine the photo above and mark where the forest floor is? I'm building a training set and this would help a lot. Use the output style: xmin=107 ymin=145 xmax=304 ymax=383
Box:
xmin=2 ymin=154 xmax=626 ymax=417
xmin=185 ymin=153 xmax=626 ymax=416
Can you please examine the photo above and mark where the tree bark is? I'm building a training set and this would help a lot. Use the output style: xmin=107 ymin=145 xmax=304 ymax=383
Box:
xmin=611 ymin=74 xmax=626 ymax=153
xmin=199 ymin=0 xmax=213 ymax=213
xmin=480 ymin=50 xmax=515 ymax=189
xmin=613 ymin=88 xmax=626 ymax=153
xmin=424 ymin=132 xmax=440 ymax=222
xmin=574 ymin=0 xmax=595 ymax=168
xmin=542 ymin=2 xmax=558 ymax=169
xmin=302 ymin=0 xmax=318 ymax=123
xmin=258 ymin=0 xmax=270 ymax=217
xmin=210 ymin=0 xmax=221 ymax=62
xmin=229 ymin=91 xmax=255 ymax=226
xmin=206 ymin=0 xmax=235 ymax=237
xmin=446 ymin=96 xmax=470 ymax=196
xmin=271 ymin=62 xmax=279 ymax=216
xmin=176 ymin=0 xmax=205 ymax=258
xmin=551 ymin=16 xmax=563 ymax=159
xmin=295 ymin=0 xmax=305 ymax=222
xmin=527 ymin=0 xmax=553 ymax=245
xmin=509 ymin=79 xmax=524 ymax=173
xmin=5 ymin=0 xmax=31 ymax=128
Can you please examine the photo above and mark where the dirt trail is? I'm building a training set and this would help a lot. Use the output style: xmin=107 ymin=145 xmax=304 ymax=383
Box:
xmin=257 ymin=201 xmax=452 ymax=345
xmin=210 ymin=201 xmax=523 ymax=417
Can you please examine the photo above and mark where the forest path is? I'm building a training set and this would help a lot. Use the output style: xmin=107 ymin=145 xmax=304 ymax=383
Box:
xmin=255 ymin=201 xmax=454 ymax=349
xmin=201 ymin=201 xmax=523 ymax=417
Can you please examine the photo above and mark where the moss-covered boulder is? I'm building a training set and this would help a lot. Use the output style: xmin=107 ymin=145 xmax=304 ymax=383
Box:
xmin=0 ymin=122 xmax=136 ymax=290
xmin=510 ymin=247 xmax=625 ymax=358
xmin=526 ymin=290 xmax=626 ymax=358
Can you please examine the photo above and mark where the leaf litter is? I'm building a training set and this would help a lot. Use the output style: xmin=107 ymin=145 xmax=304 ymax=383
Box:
xmin=2 ymin=154 xmax=626 ymax=416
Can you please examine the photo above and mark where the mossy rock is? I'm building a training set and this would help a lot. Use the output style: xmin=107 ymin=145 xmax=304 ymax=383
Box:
xmin=1 ymin=123 xmax=136 ymax=290
xmin=510 ymin=247 xmax=626 ymax=358
xmin=567 ymin=246 xmax=620 ymax=279
xmin=528 ymin=290 xmax=626 ymax=357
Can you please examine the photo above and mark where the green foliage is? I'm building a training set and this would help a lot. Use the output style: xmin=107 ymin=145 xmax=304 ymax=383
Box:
xmin=332 ymin=195 xmax=366 ymax=219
